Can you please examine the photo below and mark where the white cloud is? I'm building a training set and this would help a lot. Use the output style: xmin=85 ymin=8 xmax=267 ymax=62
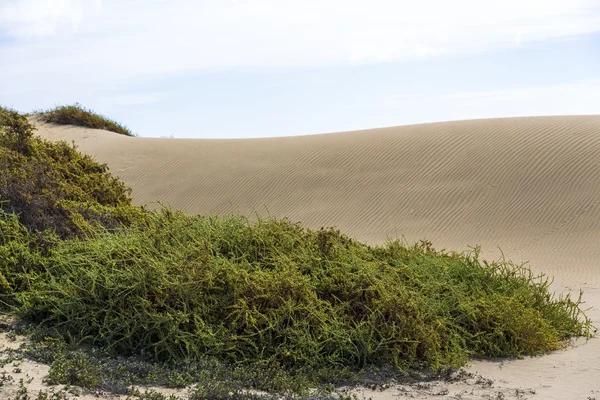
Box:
xmin=1 ymin=0 xmax=599 ymax=74
xmin=0 ymin=0 xmax=101 ymax=38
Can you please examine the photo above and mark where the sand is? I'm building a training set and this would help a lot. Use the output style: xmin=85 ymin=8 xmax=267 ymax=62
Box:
xmin=3 ymin=115 xmax=599 ymax=399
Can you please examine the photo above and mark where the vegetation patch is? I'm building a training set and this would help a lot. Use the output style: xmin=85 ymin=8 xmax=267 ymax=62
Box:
xmin=12 ymin=213 xmax=592 ymax=370
xmin=0 ymin=107 xmax=594 ymax=397
xmin=0 ymin=107 xmax=143 ymax=238
xmin=34 ymin=103 xmax=134 ymax=137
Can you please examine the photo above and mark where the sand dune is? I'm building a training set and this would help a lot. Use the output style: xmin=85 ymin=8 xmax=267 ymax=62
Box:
xmin=32 ymin=116 xmax=600 ymax=285
xmin=31 ymin=115 xmax=600 ymax=399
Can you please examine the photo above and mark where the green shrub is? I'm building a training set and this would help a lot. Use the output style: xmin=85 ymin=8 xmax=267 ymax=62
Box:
xmin=15 ymin=210 xmax=593 ymax=373
xmin=35 ymin=103 xmax=133 ymax=137
xmin=0 ymin=108 xmax=142 ymax=240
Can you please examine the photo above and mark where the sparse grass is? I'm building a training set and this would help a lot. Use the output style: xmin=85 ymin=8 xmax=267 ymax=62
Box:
xmin=24 ymin=339 xmax=324 ymax=396
xmin=0 ymin=108 xmax=595 ymax=397
xmin=35 ymin=103 xmax=134 ymax=137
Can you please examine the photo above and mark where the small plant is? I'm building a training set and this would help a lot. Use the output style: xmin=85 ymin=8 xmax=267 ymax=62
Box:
xmin=15 ymin=377 xmax=28 ymax=400
xmin=126 ymin=389 xmax=181 ymax=400
xmin=33 ymin=390 xmax=69 ymax=400
xmin=45 ymin=351 xmax=102 ymax=388
xmin=35 ymin=103 xmax=134 ymax=137
xmin=0 ymin=370 xmax=14 ymax=386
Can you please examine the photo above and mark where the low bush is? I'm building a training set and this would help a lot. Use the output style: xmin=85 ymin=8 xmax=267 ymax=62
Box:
xmin=14 ymin=210 xmax=592 ymax=373
xmin=35 ymin=103 xmax=133 ymax=137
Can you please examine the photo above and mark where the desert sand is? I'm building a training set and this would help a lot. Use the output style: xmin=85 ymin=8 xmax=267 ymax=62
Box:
xmin=5 ymin=115 xmax=599 ymax=399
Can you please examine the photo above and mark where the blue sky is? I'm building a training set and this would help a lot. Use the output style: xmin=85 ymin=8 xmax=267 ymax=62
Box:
xmin=1 ymin=0 xmax=599 ymax=138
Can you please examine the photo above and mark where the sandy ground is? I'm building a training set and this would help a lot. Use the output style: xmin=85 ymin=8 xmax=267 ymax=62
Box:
xmin=3 ymin=115 xmax=598 ymax=399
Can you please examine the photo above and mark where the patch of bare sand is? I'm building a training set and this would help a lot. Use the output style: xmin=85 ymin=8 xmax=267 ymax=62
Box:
xmin=23 ymin=115 xmax=600 ymax=399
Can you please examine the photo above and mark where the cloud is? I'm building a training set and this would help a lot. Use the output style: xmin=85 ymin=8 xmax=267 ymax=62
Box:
xmin=0 ymin=0 xmax=101 ymax=38
xmin=1 ymin=0 xmax=599 ymax=73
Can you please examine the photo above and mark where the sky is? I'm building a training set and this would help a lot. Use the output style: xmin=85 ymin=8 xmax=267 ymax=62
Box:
xmin=1 ymin=0 xmax=599 ymax=138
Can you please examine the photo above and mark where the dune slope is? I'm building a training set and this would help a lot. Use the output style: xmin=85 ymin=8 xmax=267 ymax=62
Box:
xmin=32 ymin=115 xmax=600 ymax=398
xmin=32 ymin=116 xmax=600 ymax=284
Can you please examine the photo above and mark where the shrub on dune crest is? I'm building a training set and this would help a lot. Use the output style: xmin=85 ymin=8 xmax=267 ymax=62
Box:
xmin=35 ymin=103 xmax=134 ymax=137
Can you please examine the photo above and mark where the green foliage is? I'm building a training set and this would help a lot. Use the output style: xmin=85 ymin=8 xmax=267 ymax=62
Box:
xmin=22 ymin=336 xmax=325 ymax=396
xmin=0 ymin=210 xmax=43 ymax=298
xmin=0 ymin=108 xmax=142 ymax=240
xmin=13 ymin=210 xmax=593 ymax=374
xmin=0 ymin=106 xmax=36 ymax=155
xmin=35 ymin=103 xmax=134 ymax=137
xmin=45 ymin=351 xmax=103 ymax=388
xmin=0 ymin=107 xmax=144 ymax=305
